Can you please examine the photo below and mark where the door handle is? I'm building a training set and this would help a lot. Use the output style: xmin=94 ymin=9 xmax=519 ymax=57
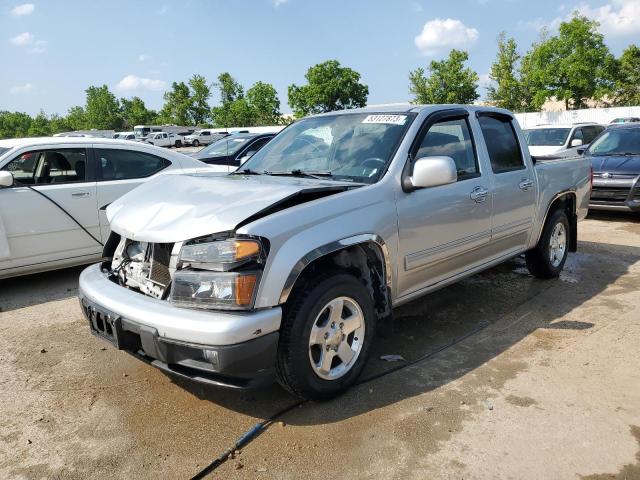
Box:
xmin=519 ymin=179 xmax=534 ymax=190
xmin=470 ymin=186 xmax=489 ymax=203
xmin=71 ymin=191 xmax=90 ymax=198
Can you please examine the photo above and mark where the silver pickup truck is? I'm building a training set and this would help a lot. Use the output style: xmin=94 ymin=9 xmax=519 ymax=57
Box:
xmin=79 ymin=105 xmax=591 ymax=400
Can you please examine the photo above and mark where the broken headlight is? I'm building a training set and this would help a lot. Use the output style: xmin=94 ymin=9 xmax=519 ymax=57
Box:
xmin=170 ymin=237 xmax=265 ymax=310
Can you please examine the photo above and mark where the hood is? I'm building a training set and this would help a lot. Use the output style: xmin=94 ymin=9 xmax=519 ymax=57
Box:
xmin=528 ymin=145 xmax=564 ymax=157
xmin=106 ymin=173 xmax=352 ymax=243
xmin=590 ymin=154 xmax=640 ymax=175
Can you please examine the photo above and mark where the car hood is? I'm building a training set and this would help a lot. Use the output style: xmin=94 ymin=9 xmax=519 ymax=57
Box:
xmin=106 ymin=173 xmax=353 ymax=243
xmin=528 ymin=145 xmax=564 ymax=157
xmin=590 ymin=154 xmax=640 ymax=175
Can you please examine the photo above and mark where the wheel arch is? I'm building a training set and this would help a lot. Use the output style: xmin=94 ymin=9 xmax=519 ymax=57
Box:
xmin=536 ymin=191 xmax=578 ymax=252
xmin=279 ymin=235 xmax=393 ymax=332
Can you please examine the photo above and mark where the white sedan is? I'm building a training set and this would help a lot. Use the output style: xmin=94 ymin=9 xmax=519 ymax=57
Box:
xmin=0 ymin=137 xmax=216 ymax=279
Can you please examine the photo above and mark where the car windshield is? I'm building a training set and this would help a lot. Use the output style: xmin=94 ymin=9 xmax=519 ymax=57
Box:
xmin=523 ymin=128 xmax=571 ymax=146
xmin=200 ymin=136 xmax=252 ymax=157
xmin=588 ymin=128 xmax=640 ymax=156
xmin=0 ymin=147 xmax=9 ymax=158
xmin=240 ymin=112 xmax=415 ymax=183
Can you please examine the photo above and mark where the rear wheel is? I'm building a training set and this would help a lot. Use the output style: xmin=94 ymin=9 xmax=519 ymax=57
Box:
xmin=175 ymin=140 xmax=182 ymax=147
xmin=276 ymin=273 xmax=376 ymax=400
xmin=526 ymin=209 xmax=570 ymax=278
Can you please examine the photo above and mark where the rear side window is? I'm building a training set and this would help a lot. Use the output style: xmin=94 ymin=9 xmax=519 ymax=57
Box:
xmin=478 ymin=115 xmax=525 ymax=173
xmin=415 ymin=118 xmax=479 ymax=180
xmin=96 ymin=149 xmax=170 ymax=181
xmin=3 ymin=148 xmax=88 ymax=185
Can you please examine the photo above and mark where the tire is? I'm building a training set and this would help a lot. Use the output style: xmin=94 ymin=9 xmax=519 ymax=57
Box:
xmin=175 ymin=140 xmax=182 ymax=147
xmin=192 ymin=140 xmax=200 ymax=147
xmin=276 ymin=273 xmax=376 ymax=400
xmin=525 ymin=209 xmax=570 ymax=279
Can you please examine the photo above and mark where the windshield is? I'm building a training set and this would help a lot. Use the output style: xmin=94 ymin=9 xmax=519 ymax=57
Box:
xmin=241 ymin=112 xmax=414 ymax=183
xmin=523 ymin=128 xmax=571 ymax=146
xmin=588 ymin=128 xmax=640 ymax=156
xmin=200 ymin=136 xmax=251 ymax=157
xmin=0 ymin=147 xmax=9 ymax=159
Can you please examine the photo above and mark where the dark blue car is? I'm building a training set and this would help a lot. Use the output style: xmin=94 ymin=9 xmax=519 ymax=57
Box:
xmin=586 ymin=123 xmax=640 ymax=213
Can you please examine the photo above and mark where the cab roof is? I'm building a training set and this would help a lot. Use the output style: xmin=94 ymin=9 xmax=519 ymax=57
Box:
xmin=0 ymin=136 xmax=142 ymax=150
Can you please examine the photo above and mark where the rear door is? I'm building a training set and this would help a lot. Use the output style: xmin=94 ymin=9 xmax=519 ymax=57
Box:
xmin=0 ymin=146 xmax=100 ymax=272
xmin=94 ymin=146 xmax=173 ymax=240
xmin=476 ymin=112 xmax=536 ymax=257
xmin=396 ymin=110 xmax=493 ymax=298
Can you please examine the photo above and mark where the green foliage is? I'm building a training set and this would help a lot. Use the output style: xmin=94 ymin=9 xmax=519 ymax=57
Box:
xmin=487 ymin=33 xmax=525 ymax=111
xmin=409 ymin=50 xmax=479 ymax=104
xmin=188 ymin=74 xmax=212 ymax=125
xmin=0 ymin=111 xmax=32 ymax=139
xmin=27 ymin=111 xmax=52 ymax=137
xmin=520 ymin=15 xmax=616 ymax=109
xmin=120 ymin=97 xmax=156 ymax=128
xmin=246 ymin=81 xmax=282 ymax=125
xmin=159 ymin=81 xmax=192 ymax=125
xmin=288 ymin=60 xmax=368 ymax=117
xmin=211 ymin=74 xmax=282 ymax=127
xmin=84 ymin=85 xmax=124 ymax=129
xmin=66 ymin=106 xmax=87 ymax=130
xmin=613 ymin=44 xmax=640 ymax=106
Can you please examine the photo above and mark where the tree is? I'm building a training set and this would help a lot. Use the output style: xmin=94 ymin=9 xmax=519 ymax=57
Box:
xmin=210 ymin=72 xmax=254 ymax=127
xmin=188 ymin=74 xmax=211 ymax=125
xmin=215 ymin=72 xmax=244 ymax=104
xmin=0 ymin=111 xmax=32 ymax=139
xmin=48 ymin=113 xmax=71 ymax=134
xmin=247 ymin=81 xmax=281 ymax=125
xmin=120 ymin=96 xmax=155 ymax=128
xmin=159 ymin=81 xmax=191 ymax=125
xmin=84 ymin=85 xmax=123 ymax=129
xmin=487 ymin=33 xmax=524 ymax=111
xmin=66 ymin=106 xmax=87 ymax=130
xmin=288 ymin=60 xmax=368 ymax=117
xmin=614 ymin=44 xmax=640 ymax=106
xmin=520 ymin=15 xmax=616 ymax=110
xmin=27 ymin=111 xmax=51 ymax=137
xmin=409 ymin=49 xmax=479 ymax=104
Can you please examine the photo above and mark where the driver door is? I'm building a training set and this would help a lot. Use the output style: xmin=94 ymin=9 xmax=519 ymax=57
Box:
xmin=396 ymin=110 xmax=493 ymax=299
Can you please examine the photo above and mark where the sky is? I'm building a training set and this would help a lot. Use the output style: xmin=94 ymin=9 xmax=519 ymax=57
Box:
xmin=0 ymin=0 xmax=638 ymax=116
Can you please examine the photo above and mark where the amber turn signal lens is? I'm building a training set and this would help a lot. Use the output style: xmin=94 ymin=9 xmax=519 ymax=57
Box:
xmin=235 ymin=274 xmax=258 ymax=306
xmin=234 ymin=240 xmax=260 ymax=260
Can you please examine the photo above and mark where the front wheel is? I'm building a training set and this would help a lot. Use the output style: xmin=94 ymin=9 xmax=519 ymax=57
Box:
xmin=192 ymin=139 xmax=200 ymax=147
xmin=276 ymin=273 xmax=376 ymax=400
xmin=526 ymin=209 xmax=570 ymax=278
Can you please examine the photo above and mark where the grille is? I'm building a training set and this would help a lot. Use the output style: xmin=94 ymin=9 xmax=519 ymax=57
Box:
xmin=591 ymin=187 xmax=630 ymax=202
xmin=149 ymin=243 xmax=173 ymax=287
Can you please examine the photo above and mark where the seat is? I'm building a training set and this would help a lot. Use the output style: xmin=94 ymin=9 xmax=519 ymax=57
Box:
xmin=75 ymin=160 xmax=86 ymax=181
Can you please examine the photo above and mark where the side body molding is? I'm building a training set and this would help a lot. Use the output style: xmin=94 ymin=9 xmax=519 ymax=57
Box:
xmin=278 ymin=234 xmax=392 ymax=304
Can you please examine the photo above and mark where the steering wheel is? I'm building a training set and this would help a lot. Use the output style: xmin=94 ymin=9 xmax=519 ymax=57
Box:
xmin=360 ymin=158 xmax=386 ymax=176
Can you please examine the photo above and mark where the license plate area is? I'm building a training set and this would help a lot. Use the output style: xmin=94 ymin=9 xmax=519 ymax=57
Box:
xmin=82 ymin=299 xmax=123 ymax=348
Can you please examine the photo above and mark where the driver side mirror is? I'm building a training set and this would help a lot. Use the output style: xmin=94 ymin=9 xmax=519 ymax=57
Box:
xmin=0 ymin=171 xmax=14 ymax=188
xmin=570 ymin=138 xmax=583 ymax=147
xmin=409 ymin=156 xmax=457 ymax=189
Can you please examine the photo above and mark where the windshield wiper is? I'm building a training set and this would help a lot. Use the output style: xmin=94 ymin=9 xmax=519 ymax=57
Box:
xmin=264 ymin=169 xmax=333 ymax=179
xmin=233 ymin=168 xmax=262 ymax=175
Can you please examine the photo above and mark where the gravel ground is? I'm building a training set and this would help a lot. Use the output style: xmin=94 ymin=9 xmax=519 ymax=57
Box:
xmin=0 ymin=212 xmax=639 ymax=479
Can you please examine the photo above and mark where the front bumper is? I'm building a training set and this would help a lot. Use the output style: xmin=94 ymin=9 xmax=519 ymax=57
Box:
xmin=79 ymin=263 xmax=282 ymax=388
xmin=590 ymin=176 xmax=640 ymax=212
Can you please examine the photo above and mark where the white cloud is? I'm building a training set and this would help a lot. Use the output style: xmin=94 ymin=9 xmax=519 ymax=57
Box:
xmin=138 ymin=54 xmax=152 ymax=62
xmin=414 ymin=18 xmax=479 ymax=55
xmin=575 ymin=0 xmax=640 ymax=36
xmin=478 ymin=73 xmax=493 ymax=87
xmin=273 ymin=0 xmax=288 ymax=7
xmin=115 ymin=74 xmax=167 ymax=92
xmin=9 ymin=31 xmax=33 ymax=46
xmin=9 ymin=83 xmax=33 ymax=94
xmin=522 ymin=0 xmax=640 ymax=37
xmin=10 ymin=3 xmax=35 ymax=16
